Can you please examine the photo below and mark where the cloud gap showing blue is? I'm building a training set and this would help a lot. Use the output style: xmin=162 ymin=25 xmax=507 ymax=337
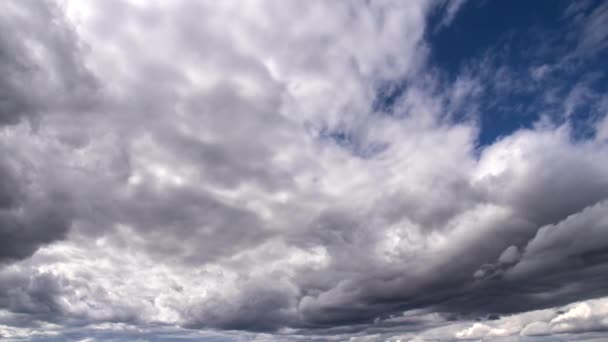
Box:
xmin=423 ymin=0 xmax=607 ymax=146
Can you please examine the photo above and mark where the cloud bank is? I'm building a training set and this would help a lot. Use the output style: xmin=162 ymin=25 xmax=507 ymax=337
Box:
xmin=1 ymin=0 xmax=608 ymax=341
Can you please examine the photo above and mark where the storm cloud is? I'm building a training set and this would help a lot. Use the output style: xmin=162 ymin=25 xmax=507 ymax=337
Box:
xmin=1 ymin=0 xmax=608 ymax=341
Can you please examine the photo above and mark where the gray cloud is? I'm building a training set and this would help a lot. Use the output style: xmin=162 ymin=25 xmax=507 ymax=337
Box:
xmin=0 ymin=1 xmax=607 ymax=341
xmin=0 ymin=0 xmax=100 ymax=264
xmin=0 ymin=1 xmax=98 ymax=126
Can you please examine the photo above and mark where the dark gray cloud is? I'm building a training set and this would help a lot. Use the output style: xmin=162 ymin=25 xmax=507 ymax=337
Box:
xmin=0 ymin=0 xmax=97 ymax=126
xmin=0 ymin=141 xmax=74 ymax=263
xmin=0 ymin=0 xmax=99 ymax=264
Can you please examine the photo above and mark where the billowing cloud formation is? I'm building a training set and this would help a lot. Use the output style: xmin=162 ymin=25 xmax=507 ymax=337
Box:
xmin=1 ymin=0 xmax=608 ymax=341
xmin=0 ymin=0 xmax=98 ymax=263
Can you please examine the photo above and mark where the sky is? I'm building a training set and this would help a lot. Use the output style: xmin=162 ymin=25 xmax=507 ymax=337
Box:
xmin=1 ymin=0 xmax=608 ymax=341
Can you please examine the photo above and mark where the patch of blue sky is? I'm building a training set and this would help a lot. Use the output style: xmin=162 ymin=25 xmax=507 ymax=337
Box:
xmin=318 ymin=126 xmax=389 ymax=159
xmin=372 ymin=0 xmax=608 ymax=147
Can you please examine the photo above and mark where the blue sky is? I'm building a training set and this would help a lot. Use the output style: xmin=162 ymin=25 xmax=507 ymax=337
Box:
xmin=425 ymin=0 xmax=608 ymax=146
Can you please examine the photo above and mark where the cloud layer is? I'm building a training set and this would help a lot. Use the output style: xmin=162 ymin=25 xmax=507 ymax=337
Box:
xmin=1 ymin=0 xmax=608 ymax=341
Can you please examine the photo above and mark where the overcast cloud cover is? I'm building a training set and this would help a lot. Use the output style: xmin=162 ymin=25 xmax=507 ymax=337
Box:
xmin=1 ymin=0 xmax=608 ymax=341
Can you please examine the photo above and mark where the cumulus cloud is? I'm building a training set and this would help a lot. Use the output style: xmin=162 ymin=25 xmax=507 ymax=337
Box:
xmin=0 ymin=0 xmax=607 ymax=341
